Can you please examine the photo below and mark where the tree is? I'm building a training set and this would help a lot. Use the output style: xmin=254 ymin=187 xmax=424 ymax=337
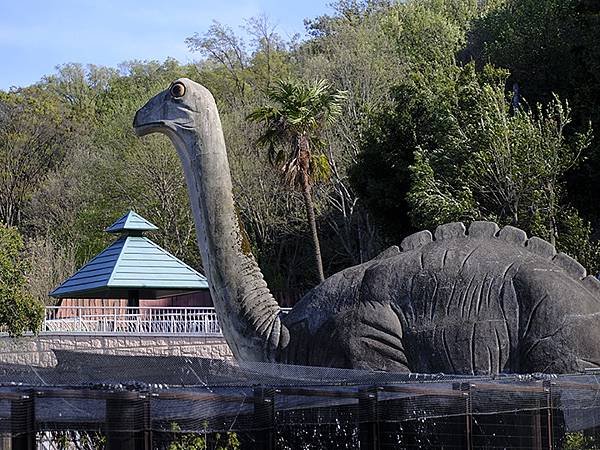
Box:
xmin=300 ymin=0 xmax=406 ymax=265
xmin=0 ymin=224 xmax=44 ymax=336
xmin=0 ymin=89 xmax=69 ymax=227
xmin=168 ymin=422 xmax=239 ymax=450
xmin=186 ymin=16 xmax=294 ymax=106
xmin=187 ymin=20 xmax=315 ymax=293
xmin=468 ymin=0 xmax=600 ymax=228
xmin=339 ymin=0 xmax=483 ymax=247
xmin=352 ymin=50 xmax=600 ymax=271
xmin=26 ymin=234 xmax=76 ymax=305
xmin=348 ymin=82 xmax=440 ymax=243
xmin=79 ymin=60 xmax=201 ymax=267
xmin=407 ymin=64 xmax=598 ymax=270
xmin=247 ymin=79 xmax=346 ymax=282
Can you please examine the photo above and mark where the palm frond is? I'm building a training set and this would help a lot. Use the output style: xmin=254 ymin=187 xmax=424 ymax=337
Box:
xmin=247 ymin=76 xmax=345 ymax=189
xmin=246 ymin=106 xmax=280 ymax=123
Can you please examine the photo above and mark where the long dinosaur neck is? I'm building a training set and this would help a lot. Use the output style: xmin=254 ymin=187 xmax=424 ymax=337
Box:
xmin=168 ymin=91 xmax=287 ymax=362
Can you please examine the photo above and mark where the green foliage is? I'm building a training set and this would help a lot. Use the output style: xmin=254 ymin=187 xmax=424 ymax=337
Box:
xmin=168 ymin=422 xmax=240 ymax=450
xmin=557 ymin=209 xmax=600 ymax=273
xmin=405 ymin=64 xmax=598 ymax=269
xmin=0 ymin=86 xmax=70 ymax=227
xmin=0 ymin=224 xmax=44 ymax=335
xmin=469 ymin=0 xmax=600 ymax=224
xmin=564 ymin=431 xmax=599 ymax=450
xmin=349 ymin=73 xmax=459 ymax=241
xmin=5 ymin=0 xmax=600 ymax=299
xmin=385 ymin=1 xmax=465 ymax=74
xmin=471 ymin=0 xmax=589 ymax=107
xmin=348 ymin=0 xmax=477 ymax=242
xmin=50 ymin=430 xmax=106 ymax=449
xmin=350 ymin=0 xmax=600 ymax=271
xmin=310 ymin=154 xmax=333 ymax=183
xmin=56 ymin=60 xmax=200 ymax=268
xmin=186 ymin=17 xmax=295 ymax=106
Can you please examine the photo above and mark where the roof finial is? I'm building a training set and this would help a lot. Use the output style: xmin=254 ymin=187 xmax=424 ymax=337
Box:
xmin=105 ymin=211 xmax=158 ymax=234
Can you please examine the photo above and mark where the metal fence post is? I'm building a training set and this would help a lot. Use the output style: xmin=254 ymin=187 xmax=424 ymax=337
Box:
xmin=544 ymin=380 xmax=554 ymax=450
xmin=106 ymin=392 xmax=150 ymax=450
xmin=11 ymin=393 xmax=35 ymax=450
xmin=359 ymin=387 xmax=379 ymax=450
xmin=533 ymin=397 xmax=543 ymax=450
xmin=141 ymin=394 xmax=152 ymax=450
xmin=253 ymin=387 xmax=275 ymax=450
xmin=453 ymin=382 xmax=473 ymax=450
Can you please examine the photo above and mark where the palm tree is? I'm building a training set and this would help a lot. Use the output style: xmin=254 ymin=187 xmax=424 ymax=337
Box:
xmin=247 ymin=79 xmax=346 ymax=283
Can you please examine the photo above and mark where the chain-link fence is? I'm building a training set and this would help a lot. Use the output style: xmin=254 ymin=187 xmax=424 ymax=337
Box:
xmin=1 ymin=351 xmax=600 ymax=449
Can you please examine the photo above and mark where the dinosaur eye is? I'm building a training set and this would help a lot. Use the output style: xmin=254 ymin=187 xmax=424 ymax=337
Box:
xmin=170 ymin=82 xmax=186 ymax=98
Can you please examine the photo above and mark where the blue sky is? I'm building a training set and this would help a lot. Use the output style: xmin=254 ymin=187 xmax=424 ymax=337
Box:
xmin=0 ymin=0 xmax=332 ymax=90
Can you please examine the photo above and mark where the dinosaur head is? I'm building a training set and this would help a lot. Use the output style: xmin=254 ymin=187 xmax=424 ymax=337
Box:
xmin=133 ymin=78 xmax=204 ymax=139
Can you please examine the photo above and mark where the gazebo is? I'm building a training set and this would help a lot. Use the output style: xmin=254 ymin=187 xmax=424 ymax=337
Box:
xmin=50 ymin=211 xmax=209 ymax=308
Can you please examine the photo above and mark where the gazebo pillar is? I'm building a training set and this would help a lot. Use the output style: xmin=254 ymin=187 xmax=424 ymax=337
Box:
xmin=128 ymin=290 xmax=140 ymax=309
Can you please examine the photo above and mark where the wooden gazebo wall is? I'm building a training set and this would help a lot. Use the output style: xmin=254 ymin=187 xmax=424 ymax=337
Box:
xmin=56 ymin=288 xmax=305 ymax=319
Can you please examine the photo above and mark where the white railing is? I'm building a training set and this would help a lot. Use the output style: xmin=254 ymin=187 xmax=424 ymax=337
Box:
xmin=42 ymin=306 xmax=293 ymax=336
xmin=43 ymin=306 xmax=222 ymax=335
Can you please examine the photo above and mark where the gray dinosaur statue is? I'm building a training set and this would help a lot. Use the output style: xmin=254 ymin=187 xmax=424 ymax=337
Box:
xmin=134 ymin=78 xmax=600 ymax=375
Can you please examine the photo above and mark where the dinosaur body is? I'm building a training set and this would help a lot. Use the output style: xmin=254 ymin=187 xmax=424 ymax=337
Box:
xmin=280 ymin=221 xmax=600 ymax=374
xmin=134 ymin=79 xmax=600 ymax=375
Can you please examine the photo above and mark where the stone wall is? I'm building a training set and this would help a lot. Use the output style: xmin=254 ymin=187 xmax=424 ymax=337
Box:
xmin=0 ymin=334 xmax=233 ymax=367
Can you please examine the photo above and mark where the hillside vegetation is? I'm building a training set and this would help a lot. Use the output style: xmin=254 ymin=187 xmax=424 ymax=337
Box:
xmin=1 ymin=0 xmax=599 ymax=317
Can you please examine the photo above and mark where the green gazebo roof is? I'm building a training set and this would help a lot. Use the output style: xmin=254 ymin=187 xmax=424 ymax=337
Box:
xmin=50 ymin=211 xmax=208 ymax=299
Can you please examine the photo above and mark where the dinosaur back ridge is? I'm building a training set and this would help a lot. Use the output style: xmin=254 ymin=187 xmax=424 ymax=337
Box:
xmin=397 ymin=221 xmax=600 ymax=297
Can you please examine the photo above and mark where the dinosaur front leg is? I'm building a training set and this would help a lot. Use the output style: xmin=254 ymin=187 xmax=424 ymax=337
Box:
xmin=515 ymin=271 xmax=600 ymax=373
xmin=518 ymin=313 xmax=600 ymax=373
xmin=337 ymin=302 xmax=411 ymax=372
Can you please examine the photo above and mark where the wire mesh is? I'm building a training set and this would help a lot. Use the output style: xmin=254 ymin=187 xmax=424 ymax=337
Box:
xmin=37 ymin=430 xmax=106 ymax=450
xmin=2 ymin=352 xmax=600 ymax=448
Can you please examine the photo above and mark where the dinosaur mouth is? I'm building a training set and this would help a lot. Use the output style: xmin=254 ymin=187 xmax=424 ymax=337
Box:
xmin=133 ymin=122 xmax=166 ymax=137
